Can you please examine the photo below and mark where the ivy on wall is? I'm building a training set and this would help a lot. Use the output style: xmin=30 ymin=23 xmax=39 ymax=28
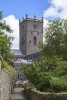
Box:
xmin=2 ymin=60 xmax=16 ymax=77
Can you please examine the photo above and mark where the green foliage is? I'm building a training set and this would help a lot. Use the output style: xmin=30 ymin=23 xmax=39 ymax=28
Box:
xmin=22 ymin=19 xmax=67 ymax=93
xmin=2 ymin=60 xmax=16 ymax=77
xmin=37 ymin=74 xmax=51 ymax=92
xmin=42 ymin=19 xmax=67 ymax=61
xmin=53 ymin=61 xmax=67 ymax=76
xmin=0 ymin=12 xmax=15 ymax=78
xmin=0 ymin=11 xmax=12 ymax=33
xmin=22 ymin=63 xmax=41 ymax=86
xmin=23 ymin=82 xmax=33 ymax=90
xmin=0 ymin=11 xmax=14 ymax=59
xmin=22 ymin=56 xmax=67 ymax=92
xmin=50 ymin=76 xmax=67 ymax=92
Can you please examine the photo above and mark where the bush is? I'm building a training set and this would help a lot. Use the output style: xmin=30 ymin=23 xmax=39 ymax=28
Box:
xmin=22 ymin=57 xmax=67 ymax=92
xmin=50 ymin=76 xmax=67 ymax=92
xmin=53 ymin=61 xmax=67 ymax=76
xmin=2 ymin=61 xmax=16 ymax=77
xmin=36 ymin=74 xmax=52 ymax=92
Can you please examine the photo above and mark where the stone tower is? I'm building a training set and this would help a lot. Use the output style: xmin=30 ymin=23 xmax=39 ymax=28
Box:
xmin=19 ymin=14 xmax=43 ymax=56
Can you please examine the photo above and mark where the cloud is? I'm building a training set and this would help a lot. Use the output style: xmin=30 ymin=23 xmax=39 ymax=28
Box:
xmin=43 ymin=0 xmax=67 ymax=19
xmin=3 ymin=15 xmax=19 ymax=49
xmin=51 ymin=0 xmax=67 ymax=9
xmin=4 ymin=0 xmax=67 ymax=49
xmin=43 ymin=0 xmax=67 ymax=43
xmin=43 ymin=19 xmax=48 ymax=28
xmin=44 ymin=6 xmax=58 ymax=19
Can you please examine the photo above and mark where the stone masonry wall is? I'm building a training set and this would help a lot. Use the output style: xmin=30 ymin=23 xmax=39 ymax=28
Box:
xmin=19 ymin=17 xmax=43 ymax=55
xmin=25 ymin=89 xmax=67 ymax=100
xmin=0 ymin=60 xmax=12 ymax=100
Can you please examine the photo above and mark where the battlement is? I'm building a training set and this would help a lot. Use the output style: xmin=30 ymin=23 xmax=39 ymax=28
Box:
xmin=19 ymin=14 xmax=43 ymax=23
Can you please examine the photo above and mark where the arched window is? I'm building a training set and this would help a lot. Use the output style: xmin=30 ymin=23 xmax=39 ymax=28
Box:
xmin=33 ymin=36 xmax=37 ymax=45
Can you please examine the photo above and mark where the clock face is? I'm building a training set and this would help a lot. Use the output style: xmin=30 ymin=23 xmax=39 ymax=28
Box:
xmin=33 ymin=32 xmax=37 ymax=36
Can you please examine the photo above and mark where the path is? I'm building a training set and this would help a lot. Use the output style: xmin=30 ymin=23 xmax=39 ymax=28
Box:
xmin=10 ymin=83 xmax=27 ymax=100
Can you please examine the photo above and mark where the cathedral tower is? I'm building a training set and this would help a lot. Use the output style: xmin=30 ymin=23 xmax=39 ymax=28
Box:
xmin=19 ymin=14 xmax=43 ymax=56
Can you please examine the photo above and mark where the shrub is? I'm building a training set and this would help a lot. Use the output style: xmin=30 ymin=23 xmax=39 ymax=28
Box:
xmin=22 ymin=57 xmax=67 ymax=92
xmin=37 ymin=74 xmax=51 ymax=92
xmin=2 ymin=61 xmax=16 ymax=77
xmin=50 ymin=76 xmax=67 ymax=92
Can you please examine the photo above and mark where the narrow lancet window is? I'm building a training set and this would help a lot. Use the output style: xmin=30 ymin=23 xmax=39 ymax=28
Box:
xmin=33 ymin=36 xmax=37 ymax=45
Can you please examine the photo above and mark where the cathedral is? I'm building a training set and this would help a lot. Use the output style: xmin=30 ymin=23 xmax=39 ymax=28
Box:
xmin=11 ymin=14 xmax=43 ymax=60
xmin=11 ymin=14 xmax=43 ymax=84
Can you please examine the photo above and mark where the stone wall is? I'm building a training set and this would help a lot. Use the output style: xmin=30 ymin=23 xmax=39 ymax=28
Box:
xmin=25 ymin=89 xmax=67 ymax=100
xmin=19 ymin=16 xmax=43 ymax=55
xmin=0 ymin=60 xmax=12 ymax=100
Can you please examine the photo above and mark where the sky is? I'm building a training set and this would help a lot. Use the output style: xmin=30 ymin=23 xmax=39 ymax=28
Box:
xmin=0 ymin=0 xmax=67 ymax=49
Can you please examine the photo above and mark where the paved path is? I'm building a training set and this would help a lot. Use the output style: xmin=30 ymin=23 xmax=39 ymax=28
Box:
xmin=10 ymin=85 xmax=27 ymax=100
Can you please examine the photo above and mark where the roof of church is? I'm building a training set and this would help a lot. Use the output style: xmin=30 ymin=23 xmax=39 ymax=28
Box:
xmin=11 ymin=49 xmax=23 ymax=56
xmin=13 ymin=59 xmax=32 ymax=65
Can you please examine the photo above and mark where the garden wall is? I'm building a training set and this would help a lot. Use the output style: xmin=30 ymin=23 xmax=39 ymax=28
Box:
xmin=25 ymin=89 xmax=67 ymax=100
xmin=0 ymin=60 xmax=12 ymax=100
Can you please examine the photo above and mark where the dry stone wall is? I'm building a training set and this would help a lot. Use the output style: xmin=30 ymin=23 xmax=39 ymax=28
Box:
xmin=0 ymin=60 xmax=12 ymax=100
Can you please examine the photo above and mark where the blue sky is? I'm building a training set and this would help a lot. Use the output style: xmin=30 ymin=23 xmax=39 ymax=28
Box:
xmin=0 ymin=0 xmax=49 ymax=19
xmin=0 ymin=0 xmax=67 ymax=49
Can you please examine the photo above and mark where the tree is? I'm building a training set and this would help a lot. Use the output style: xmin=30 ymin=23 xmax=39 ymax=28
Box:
xmin=42 ymin=20 xmax=67 ymax=61
xmin=22 ymin=56 xmax=67 ymax=92
xmin=0 ymin=11 xmax=14 ymax=59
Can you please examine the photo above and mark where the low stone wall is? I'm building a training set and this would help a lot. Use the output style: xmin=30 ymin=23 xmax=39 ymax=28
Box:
xmin=25 ymin=89 xmax=67 ymax=100
xmin=0 ymin=60 xmax=12 ymax=100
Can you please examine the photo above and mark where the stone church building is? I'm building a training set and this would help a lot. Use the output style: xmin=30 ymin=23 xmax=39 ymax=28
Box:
xmin=11 ymin=15 xmax=43 ymax=83
xmin=11 ymin=14 xmax=43 ymax=60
